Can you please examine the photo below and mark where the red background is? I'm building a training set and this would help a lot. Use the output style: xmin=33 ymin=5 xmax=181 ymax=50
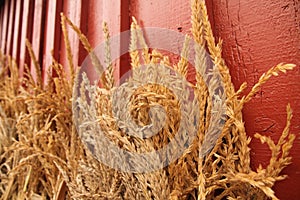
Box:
xmin=0 ymin=0 xmax=299 ymax=199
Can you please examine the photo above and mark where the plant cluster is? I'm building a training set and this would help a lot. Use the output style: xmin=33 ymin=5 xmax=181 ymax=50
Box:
xmin=0 ymin=1 xmax=296 ymax=199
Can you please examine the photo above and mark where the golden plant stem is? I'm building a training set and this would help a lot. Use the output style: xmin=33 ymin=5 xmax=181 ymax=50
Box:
xmin=102 ymin=21 xmax=115 ymax=89
xmin=243 ymin=63 xmax=296 ymax=103
xmin=176 ymin=35 xmax=190 ymax=77
xmin=60 ymin=14 xmax=75 ymax=87
xmin=60 ymin=13 xmax=109 ymax=89
xmin=133 ymin=17 xmax=151 ymax=65
xmin=129 ymin=17 xmax=141 ymax=69
xmin=199 ymin=1 xmax=235 ymax=99
xmin=25 ymin=39 xmax=42 ymax=89
xmin=191 ymin=0 xmax=205 ymax=46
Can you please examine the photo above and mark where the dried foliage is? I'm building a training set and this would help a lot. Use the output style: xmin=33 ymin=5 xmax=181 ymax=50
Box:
xmin=0 ymin=1 xmax=297 ymax=200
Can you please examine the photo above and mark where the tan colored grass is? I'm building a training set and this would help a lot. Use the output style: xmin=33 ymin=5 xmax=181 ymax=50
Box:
xmin=102 ymin=22 xmax=115 ymax=89
xmin=175 ymin=35 xmax=190 ymax=77
xmin=61 ymin=14 xmax=75 ymax=86
xmin=0 ymin=1 xmax=297 ymax=200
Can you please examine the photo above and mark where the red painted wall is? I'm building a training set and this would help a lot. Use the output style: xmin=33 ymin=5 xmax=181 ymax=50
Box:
xmin=206 ymin=1 xmax=300 ymax=199
xmin=130 ymin=1 xmax=300 ymax=198
xmin=0 ymin=0 xmax=299 ymax=199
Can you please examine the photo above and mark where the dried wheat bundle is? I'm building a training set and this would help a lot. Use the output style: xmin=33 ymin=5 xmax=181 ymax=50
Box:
xmin=0 ymin=0 xmax=297 ymax=200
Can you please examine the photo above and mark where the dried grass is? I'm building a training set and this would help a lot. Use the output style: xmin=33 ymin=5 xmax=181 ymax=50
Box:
xmin=0 ymin=1 xmax=297 ymax=200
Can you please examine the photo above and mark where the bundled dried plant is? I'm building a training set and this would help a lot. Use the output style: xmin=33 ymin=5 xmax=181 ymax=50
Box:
xmin=0 ymin=1 xmax=297 ymax=200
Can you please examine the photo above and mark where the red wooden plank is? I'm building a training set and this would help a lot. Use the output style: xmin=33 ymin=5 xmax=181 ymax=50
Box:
xmin=206 ymin=1 xmax=300 ymax=199
xmin=77 ymin=0 xmax=130 ymax=81
xmin=77 ymin=0 xmax=88 ymax=66
xmin=60 ymin=0 xmax=83 ymax=77
xmin=0 ymin=6 xmax=3 ymax=45
xmin=68 ymin=0 xmax=82 ymax=69
xmin=76 ymin=0 xmax=103 ymax=83
xmin=119 ymin=0 xmax=130 ymax=78
xmin=6 ymin=0 xmax=15 ymax=55
xmin=102 ymin=0 xmax=122 ymax=79
xmin=129 ymin=0 xmax=192 ymax=80
xmin=42 ymin=0 xmax=62 ymax=84
xmin=19 ymin=0 xmax=34 ymax=77
xmin=76 ymin=0 xmax=131 ymax=81
xmin=0 ymin=2 xmax=5 ymax=51
xmin=0 ymin=0 xmax=9 ymax=53
xmin=43 ymin=0 xmax=57 ymax=70
xmin=30 ymin=0 xmax=45 ymax=81
xmin=12 ymin=0 xmax=22 ymax=62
